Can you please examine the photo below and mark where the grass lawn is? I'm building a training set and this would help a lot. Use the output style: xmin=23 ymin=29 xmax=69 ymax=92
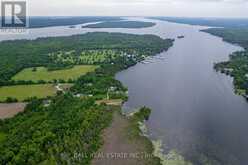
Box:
xmin=0 ymin=84 xmax=57 ymax=101
xmin=12 ymin=65 xmax=98 ymax=82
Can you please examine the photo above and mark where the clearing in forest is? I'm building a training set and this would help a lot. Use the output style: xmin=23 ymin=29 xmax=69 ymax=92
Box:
xmin=0 ymin=84 xmax=57 ymax=101
xmin=12 ymin=65 xmax=98 ymax=82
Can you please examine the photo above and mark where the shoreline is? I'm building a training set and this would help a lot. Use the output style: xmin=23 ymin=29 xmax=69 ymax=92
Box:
xmin=127 ymin=109 xmax=192 ymax=165
xmin=201 ymin=29 xmax=248 ymax=100
xmin=214 ymin=66 xmax=248 ymax=101
xmin=92 ymin=50 xmax=193 ymax=165
xmin=92 ymin=106 xmax=161 ymax=165
xmin=92 ymin=104 xmax=193 ymax=165
xmin=0 ymin=31 xmax=174 ymax=165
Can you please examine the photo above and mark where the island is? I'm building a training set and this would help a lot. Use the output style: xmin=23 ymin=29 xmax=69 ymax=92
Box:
xmin=28 ymin=16 xmax=122 ymax=28
xmin=82 ymin=21 xmax=156 ymax=29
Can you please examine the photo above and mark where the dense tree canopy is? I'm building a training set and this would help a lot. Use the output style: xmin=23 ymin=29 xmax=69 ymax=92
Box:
xmin=0 ymin=95 xmax=112 ymax=164
xmin=202 ymin=28 xmax=248 ymax=49
xmin=82 ymin=21 xmax=156 ymax=29
xmin=0 ymin=32 xmax=174 ymax=164
xmin=0 ymin=32 xmax=172 ymax=85
xmin=214 ymin=51 xmax=248 ymax=95
xmin=29 ymin=16 xmax=122 ymax=28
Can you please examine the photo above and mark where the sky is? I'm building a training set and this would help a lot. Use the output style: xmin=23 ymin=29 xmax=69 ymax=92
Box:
xmin=28 ymin=0 xmax=248 ymax=18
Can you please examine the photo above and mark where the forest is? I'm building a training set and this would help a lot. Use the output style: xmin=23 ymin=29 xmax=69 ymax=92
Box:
xmin=214 ymin=51 xmax=248 ymax=96
xmin=0 ymin=94 xmax=113 ymax=164
xmin=0 ymin=32 xmax=173 ymax=86
xmin=0 ymin=32 xmax=173 ymax=164
xmin=150 ymin=17 xmax=248 ymax=28
xmin=28 ymin=16 xmax=122 ymax=28
xmin=81 ymin=21 xmax=156 ymax=28
xmin=202 ymin=28 xmax=248 ymax=49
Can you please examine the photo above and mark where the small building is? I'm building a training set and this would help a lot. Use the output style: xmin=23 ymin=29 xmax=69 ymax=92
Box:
xmin=223 ymin=68 xmax=234 ymax=72
xmin=109 ymin=86 xmax=117 ymax=91
xmin=43 ymin=100 xmax=51 ymax=107
xmin=75 ymin=93 xmax=86 ymax=98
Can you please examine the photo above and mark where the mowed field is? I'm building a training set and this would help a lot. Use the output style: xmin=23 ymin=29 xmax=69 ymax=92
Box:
xmin=0 ymin=103 xmax=26 ymax=119
xmin=0 ymin=84 xmax=57 ymax=101
xmin=12 ymin=65 xmax=98 ymax=82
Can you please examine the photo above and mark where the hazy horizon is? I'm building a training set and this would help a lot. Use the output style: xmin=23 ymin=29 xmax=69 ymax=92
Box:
xmin=27 ymin=16 xmax=248 ymax=19
xmin=27 ymin=0 xmax=248 ymax=18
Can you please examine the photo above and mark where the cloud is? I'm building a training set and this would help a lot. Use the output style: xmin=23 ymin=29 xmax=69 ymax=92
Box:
xmin=80 ymin=0 xmax=248 ymax=4
xmin=29 ymin=0 xmax=248 ymax=17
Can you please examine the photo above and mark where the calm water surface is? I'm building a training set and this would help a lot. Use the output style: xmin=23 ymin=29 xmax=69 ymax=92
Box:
xmin=116 ymin=20 xmax=248 ymax=164
xmin=1 ymin=18 xmax=248 ymax=164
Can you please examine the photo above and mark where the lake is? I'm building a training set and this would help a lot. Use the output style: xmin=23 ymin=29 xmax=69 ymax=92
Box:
xmin=1 ymin=18 xmax=248 ymax=164
xmin=116 ymin=20 xmax=248 ymax=165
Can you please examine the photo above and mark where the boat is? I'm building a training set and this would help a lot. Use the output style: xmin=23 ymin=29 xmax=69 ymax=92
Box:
xmin=177 ymin=35 xmax=185 ymax=39
xmin=141 ymin=61 xmax=151 ymax=64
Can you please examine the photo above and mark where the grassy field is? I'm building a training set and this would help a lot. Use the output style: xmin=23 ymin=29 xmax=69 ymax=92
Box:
xmin=0 ymin=84 xmax=57 ymax=101
xmin=12 ymin=65 xmax=98 ymax=82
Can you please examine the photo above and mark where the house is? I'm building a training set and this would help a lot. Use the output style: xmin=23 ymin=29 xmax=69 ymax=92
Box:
xmin=109 ymin=86 xmax=117 ymax=91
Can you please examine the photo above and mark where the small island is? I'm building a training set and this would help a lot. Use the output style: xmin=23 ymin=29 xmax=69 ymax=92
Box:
xmin=82 ymin=21 xmax=156 ymax=29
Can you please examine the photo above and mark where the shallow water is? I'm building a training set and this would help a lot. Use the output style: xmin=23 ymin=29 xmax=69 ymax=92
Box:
xmin=1 ymin=18 xmax=248 ymax=164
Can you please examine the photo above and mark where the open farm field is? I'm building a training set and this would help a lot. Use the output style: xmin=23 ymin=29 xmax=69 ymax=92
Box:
xmin=12 ymin=65 xmax=98 ymax=82
xmin=0 ymin=103 xmax=26 ymax=119
xmin=0 ymin=84 xmax=57 ymax=101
